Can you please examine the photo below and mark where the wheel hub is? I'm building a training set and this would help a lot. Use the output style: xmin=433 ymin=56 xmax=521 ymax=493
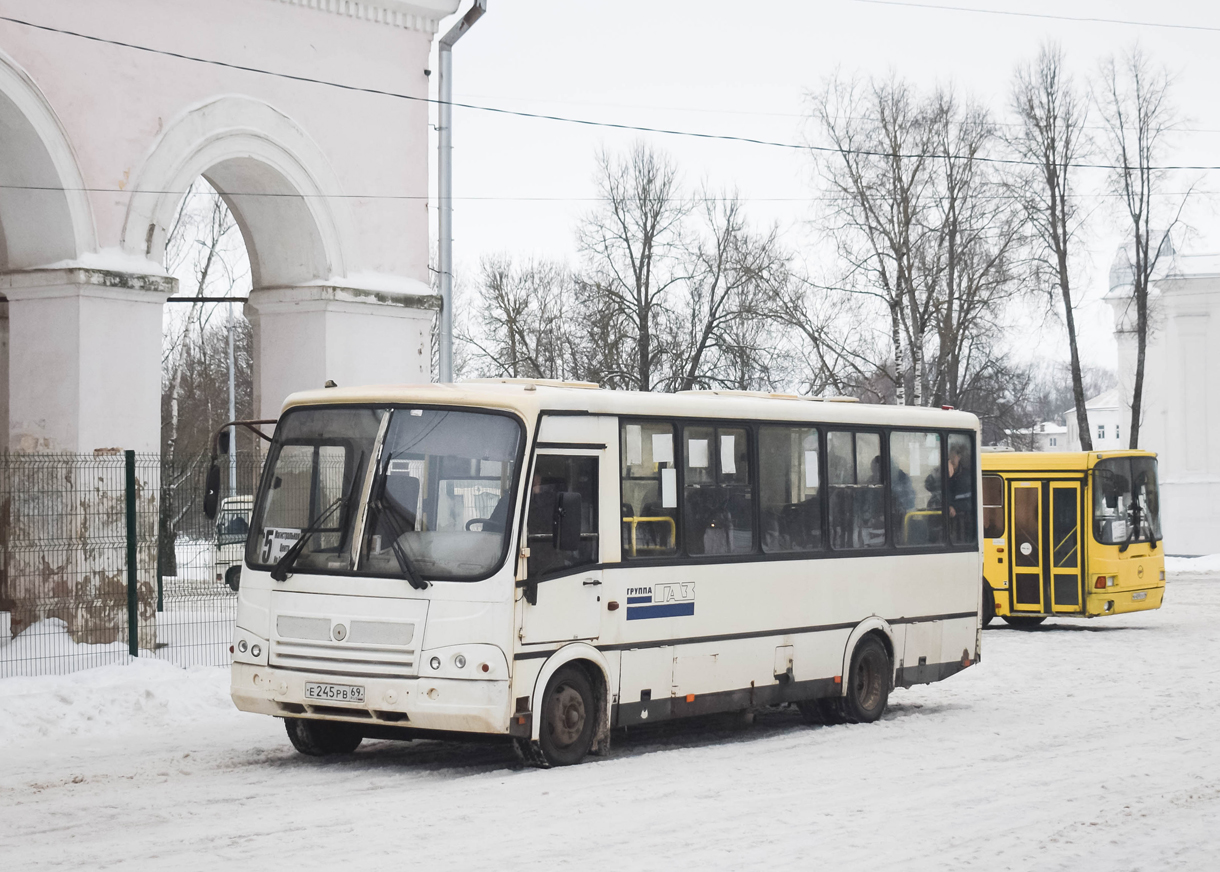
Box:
xmin=548 ymin=684 xmax=586 ymax=747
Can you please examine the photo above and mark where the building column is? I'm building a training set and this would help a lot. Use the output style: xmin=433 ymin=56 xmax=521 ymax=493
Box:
xmin=2 ymin=268 xmax=174 ymax=453
xmin=0 ymin=268 xmax=172 ymax=648
xmin=245 ymin=285 xmax=438 ymax=420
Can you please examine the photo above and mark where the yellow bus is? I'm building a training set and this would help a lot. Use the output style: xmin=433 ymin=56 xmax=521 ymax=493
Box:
xmin=980 ymin=450 xmax=1165 ymax=628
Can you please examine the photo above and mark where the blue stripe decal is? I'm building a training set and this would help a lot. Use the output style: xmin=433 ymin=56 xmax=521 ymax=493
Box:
xmin=626 ymin=602 xmax=695 ymax=620
xmin=626 ymin=596 xmax=653 ymax=605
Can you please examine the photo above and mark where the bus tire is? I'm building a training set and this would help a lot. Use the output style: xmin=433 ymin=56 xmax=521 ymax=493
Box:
xmin=825 ymin=635 xmax=892 ymax=725
xmin=982 ymin=580 xmax=995 ymax=627
xmin=225 ymin=565 xmax=241 ymax=592
xmin=535 ymin=664 xmax=596 ymax=767
xmin=284 ymin=717 xmax=363 ymax=756
xmin=1001 ymin=615 xmax=1046 ymax=629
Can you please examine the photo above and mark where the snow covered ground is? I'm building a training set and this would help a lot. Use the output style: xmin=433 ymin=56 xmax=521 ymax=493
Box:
xmin=2 ymin=575 xmax=1218 ymax=871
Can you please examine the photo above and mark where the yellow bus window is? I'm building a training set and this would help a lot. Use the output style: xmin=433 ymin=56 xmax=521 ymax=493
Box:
xmin=982 ymin=475 xmax=1004 ymax=539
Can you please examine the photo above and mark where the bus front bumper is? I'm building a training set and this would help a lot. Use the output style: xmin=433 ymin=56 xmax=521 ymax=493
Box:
xmin=1085 ymin=585 xmax=1165 ymax=616
xmin=230 ymin=663 xmax=511 ymax=734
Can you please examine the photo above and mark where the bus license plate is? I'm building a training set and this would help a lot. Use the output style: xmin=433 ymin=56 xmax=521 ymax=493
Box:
xmin=304 ymin=682 xmax=365 ymax=703
xmin=1132 ymin=591 xmax=1148 ymax=601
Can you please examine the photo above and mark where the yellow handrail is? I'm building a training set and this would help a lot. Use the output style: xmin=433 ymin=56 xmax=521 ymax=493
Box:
xmin=622 ymin=515 xmax=677 ymax=557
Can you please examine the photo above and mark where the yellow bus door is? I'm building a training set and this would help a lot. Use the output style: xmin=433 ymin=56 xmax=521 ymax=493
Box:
xmin=1049 ymin=482 xmax=1083 ymax=614
xmin=1010 ymin=482 xmax=1043 ymax=612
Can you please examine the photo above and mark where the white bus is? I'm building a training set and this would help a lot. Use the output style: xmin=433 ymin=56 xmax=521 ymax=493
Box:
xmin=226 ymin=381 xmax=982 ymax=766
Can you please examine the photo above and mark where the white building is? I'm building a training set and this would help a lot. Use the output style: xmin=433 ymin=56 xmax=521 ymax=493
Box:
xmin=1065 ymin=390 xmax=1127 ymax=452
xmin=0 ymin=0 xmax=461 ymax=454
xmin=1003 ymin=421 xmax=1068 ymax=452
xmin=1106 ymin=250 xmax=1220 ymax=556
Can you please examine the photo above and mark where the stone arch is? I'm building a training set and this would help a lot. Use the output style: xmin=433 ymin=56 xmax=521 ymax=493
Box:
xmin=121 ymin=96 xmax=351 ymax=289
xmin=0 ymin=49 xmax=96 ymax=271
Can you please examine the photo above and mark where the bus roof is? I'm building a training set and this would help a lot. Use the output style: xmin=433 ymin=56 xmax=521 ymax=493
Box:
xmin=981 ymin=449 xmax=1157 ymax=473
xmin=280 ymin=380 xmax=980 ymax=431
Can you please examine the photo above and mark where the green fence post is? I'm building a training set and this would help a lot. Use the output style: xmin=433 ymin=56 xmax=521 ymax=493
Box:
xmin=156 ymin=533 xmax=164 ymax=613
xmin=125 ymin=450 xmax=139 ymax=658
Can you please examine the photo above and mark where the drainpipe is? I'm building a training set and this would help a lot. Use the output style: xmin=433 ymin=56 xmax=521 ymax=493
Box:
xmin=437 ymin=0 xmax=487 ymax=383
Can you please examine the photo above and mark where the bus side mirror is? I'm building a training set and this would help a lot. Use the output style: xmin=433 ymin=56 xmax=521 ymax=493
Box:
xmin=218 ymin=430 xmax=231 ymax=455
xmin=554 ymin=492 xmax=582 ymax=551
xmin=203 ymin=461 xmax=221 ymax=520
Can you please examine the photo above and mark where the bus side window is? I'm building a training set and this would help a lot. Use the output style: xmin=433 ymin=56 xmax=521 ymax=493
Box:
xmin=759 ymin=425 xmax=822 ymax=553
xmin=982 ymin=475 xmax=1005 ymax=539
xmin=828 ymin=431 xmax=885 ymax=549
xmin=527 ymin=454 xmax=599 ymax=578
xmin=947 ymin=433 xmax=977 ymax=545
xmin=683 ymin=426 xmax=754 ymax=556
xmin=620 ymin=421 xmax=679 ymax=558
xmin=889 ymin=431 xmax=944 ymax=547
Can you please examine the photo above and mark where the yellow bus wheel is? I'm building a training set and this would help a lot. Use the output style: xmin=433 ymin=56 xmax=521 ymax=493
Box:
xmin=982 ymin=581 xmax=995 ymax=627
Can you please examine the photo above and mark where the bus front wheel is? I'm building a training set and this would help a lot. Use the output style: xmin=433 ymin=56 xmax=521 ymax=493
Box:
xmin=982 ymin=581 xmax=995 ymax=627
xmin=534 ymin=665 xmax=597 ymax=767
xmin=284 ymin=717 xmax=363 ymax=756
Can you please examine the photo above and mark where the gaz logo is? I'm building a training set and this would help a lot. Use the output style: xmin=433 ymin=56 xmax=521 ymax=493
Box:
xmin=1137 ymin=565 xmax=1145 ymax=579
xmin=625 ymin=582 xmax=695 ymax=621
xmin=655 ymin=582 xmax=695 ymax=604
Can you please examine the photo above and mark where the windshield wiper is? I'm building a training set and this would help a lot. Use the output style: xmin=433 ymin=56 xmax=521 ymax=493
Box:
xmin=270 ymin=497 xmax=346 ymax=581
xmin=369 ymin=495 xmax=429 ymax=590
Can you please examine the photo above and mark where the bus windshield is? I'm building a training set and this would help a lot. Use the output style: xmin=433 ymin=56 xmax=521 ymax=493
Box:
xmin=359 ymin=408 xmax=522 ymax=581
xmin=1093 ymin=456 xmax=1161 ymax=545
xmin=247 ymin=405 xmax=523 ymax=581
xmin=248 ymin=407 xmax=384 ymax=574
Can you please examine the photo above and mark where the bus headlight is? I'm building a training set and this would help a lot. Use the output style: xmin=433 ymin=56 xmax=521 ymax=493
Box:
xmin=454 ymin=654 xmax=467 ymax=669
xmin=238 ymin=640 xmax=248 ymax=653
xmin=430 ymin=656 xmax=441 ymax=671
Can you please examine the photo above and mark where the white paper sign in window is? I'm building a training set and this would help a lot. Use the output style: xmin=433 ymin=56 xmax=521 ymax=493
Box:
xmin=661 ymin=467 xmax=678 ymax=508
xmin=720 ymin=434 xmax=737 ymax=475
xmin=626 ymin=424 xmax=643 ymax=465
xmin=804 ymin=451 xmax=819 ymax=488
xmin=688 ymin=438 xmax=709 ymax=469
xmin=652 ymin=432 xmax=674 ymax=465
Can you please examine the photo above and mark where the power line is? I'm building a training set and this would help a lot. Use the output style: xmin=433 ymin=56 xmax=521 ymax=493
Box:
xmin=3 ymin=12 xmax=1220 ymax=172
xmin=0 ymin=182 xmax=1215 ymax=204
xmin=0 ymin=182 xmax=1213 ymax=203
xmin=850 ymin=0 xmax=1220 ymax=34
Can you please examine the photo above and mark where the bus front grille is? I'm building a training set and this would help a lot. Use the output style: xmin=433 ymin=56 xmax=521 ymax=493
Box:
xmin=270 ymin=639 xmax=417 ymax=678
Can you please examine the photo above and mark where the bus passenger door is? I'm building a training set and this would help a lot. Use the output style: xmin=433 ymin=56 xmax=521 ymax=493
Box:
xmin=1010 ymin=481 xmax=1043 ymax=612
xmin=519 ymin=450 xmax=604 ymax=644
xmin=1049 ymin=482 xmax=1083 ymax=613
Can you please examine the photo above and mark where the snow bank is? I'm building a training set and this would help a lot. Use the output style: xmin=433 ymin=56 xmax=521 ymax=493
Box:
xmin=0 ymin=658 xmax=234 ymax=746
xmin=1165 ymin=553 xmax=1220 ymax=574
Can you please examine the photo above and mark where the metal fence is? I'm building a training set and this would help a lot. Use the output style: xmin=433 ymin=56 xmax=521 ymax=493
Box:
xmin=0 ymin=450 xmax=264 ymax=677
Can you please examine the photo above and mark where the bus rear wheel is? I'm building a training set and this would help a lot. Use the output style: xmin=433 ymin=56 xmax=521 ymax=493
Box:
xmin=535 ymin=665 xmax=596 ymax=767
xmin=805 ymin=636 xmax=891 ymax=726
xmin=982 ymin=581 xmax=995 ymax=627
xmin=284 ymin=717 xmax=363 ymax=756
xmin=1002 ymin=615 xmax=1046 ymax=629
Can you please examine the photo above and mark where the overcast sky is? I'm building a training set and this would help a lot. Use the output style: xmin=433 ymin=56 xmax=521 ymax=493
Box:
xmin=424 ymin=0 xmax=1220 ymax=372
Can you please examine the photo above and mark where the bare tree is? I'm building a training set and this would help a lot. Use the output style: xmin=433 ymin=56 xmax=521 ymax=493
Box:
xmin=579 ymin=143 xmax=689 ymax=390
xmin=770 ymin=274 xmax=888 ymax=399
xmin=809 ymin=73 xmax=938 ymax=405
xmin=927 ymin=87 xmax=1024 ymax=409
xmin=160 ymin=180 xmax=253 ymax=569
xmin=1095 ymin=45 xmax=1187 ymax=449
xmin=1009 ymin=44 xmax=1094 ymax=449
xmin=460 ymin=255 xmax=584 ymax=381
xmin=669 ymin=191 xmax=790 ymax=391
